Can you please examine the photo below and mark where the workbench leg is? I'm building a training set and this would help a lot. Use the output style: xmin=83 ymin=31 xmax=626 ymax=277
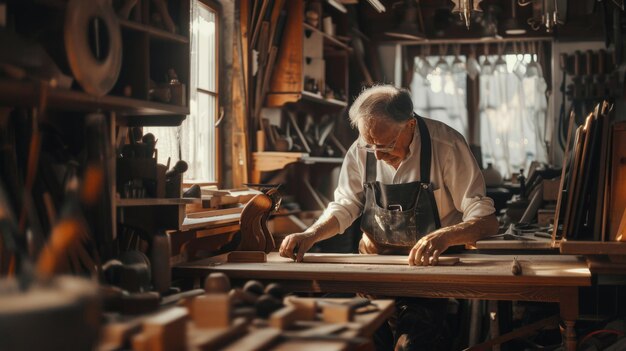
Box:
xmin=563 ymin=321 xmax=576 ymax=351
xmin=560 ymin=288 xmax=579 ymax=351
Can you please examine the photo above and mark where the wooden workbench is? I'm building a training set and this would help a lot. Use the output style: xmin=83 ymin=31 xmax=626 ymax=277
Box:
xmin=174 ymin=253 xmax=591 ymax=351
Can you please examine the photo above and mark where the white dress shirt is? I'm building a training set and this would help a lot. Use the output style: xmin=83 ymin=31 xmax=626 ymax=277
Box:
xmin=323 ymin=117 xmax=495 ymax=234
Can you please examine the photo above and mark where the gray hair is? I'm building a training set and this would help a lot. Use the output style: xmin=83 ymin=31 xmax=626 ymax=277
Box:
xmin=348 ymin=85 xmax=414 ymax=128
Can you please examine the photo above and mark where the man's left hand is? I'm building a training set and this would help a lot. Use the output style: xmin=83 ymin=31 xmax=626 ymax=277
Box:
xmin=408 ymin=231 xmax=451 ymax=266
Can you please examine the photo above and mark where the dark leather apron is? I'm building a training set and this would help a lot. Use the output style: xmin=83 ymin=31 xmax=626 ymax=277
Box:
xmin=359 ymin=116 xmax=441 ymax=255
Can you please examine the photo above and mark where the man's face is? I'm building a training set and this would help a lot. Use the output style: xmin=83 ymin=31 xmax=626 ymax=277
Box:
xmin=357 ymin=117 xmax=415 ymax=167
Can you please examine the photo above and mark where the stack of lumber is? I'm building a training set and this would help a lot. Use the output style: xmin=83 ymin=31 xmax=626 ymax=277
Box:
xmin=554 ymin=101 xmax=626 ymax=243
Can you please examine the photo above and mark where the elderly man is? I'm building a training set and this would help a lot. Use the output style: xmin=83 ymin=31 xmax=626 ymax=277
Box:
xmin=279 ymin=85 xmax=498 ymax=350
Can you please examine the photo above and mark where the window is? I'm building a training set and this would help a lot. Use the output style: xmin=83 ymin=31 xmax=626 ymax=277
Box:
xmin=410 ymin=53 xmax=548 ymax=178
xmin=145 ymin=0 xmax=219 ymax=184
xmin=411 ymin=55 xmax=469 ymax=140
xmin=478 ymin=54 xmax=548 ymax=178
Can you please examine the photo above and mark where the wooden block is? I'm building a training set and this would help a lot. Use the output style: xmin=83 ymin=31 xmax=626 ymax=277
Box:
xmin=192 ymin=294 xmax=232 ymax=328
xmin=190 ymin=317 xmax=249 ymax=351
xmin=538 ymin=209 xmax=555 ymax=227
xmin=142 ymin=307 xmax=188 ymax=351
xmin=227 ymin=251 xmax=267 ymax=263
xmin=284 ymin=296 xmax=317 ymax=321
xmin=542 ymin=178 xmax=561 ymax=201
xmin=269 ymin=305 xmax=299 ymax=329
xmin=222 ymin=328 xmax=281 ymax=351
xmin=99 ymin=319 xmax=142 ymax=351
xmin=131 ymin=330 xmax=158 ymax=351
xmin=322 ymin=304 xmax=353 ymax=323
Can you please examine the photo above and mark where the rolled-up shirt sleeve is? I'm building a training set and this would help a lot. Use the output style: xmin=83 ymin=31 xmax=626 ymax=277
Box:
xmin=321 ymin=144 xmax=365 ymax=234
xmin=443 ymin=133 xmax=495 ymax=221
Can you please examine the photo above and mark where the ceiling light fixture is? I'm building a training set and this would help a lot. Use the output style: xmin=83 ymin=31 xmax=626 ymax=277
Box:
xmin=521 ymin=0 xmax=566 ymax=33
xmin=504 ymin=0 xmax=526 ymax=35
xmin=385 ymin=0 xmax=425 ymax=41
xmin=450 ymin=0 xmax=484 ymax=29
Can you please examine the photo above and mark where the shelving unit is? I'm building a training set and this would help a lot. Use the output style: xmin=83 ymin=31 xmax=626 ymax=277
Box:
xmin=0 ymin=0 xmax=194 ymax=265
xmin=249 ymin=0 xmax=352 ymax=217
xmin=265 ymin=0 xmax=350 ymax=108
xmin=112 ymin=2 xmax=190 ymax=108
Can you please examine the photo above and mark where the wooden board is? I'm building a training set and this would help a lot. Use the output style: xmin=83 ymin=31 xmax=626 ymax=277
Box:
xmin=592 ymin=102 xmax=611 ymax=240
xmin=174 ymin=253 xmax=591 ymax=287
xmin=553 ymin=111 xmax=576 ymax=241
xmin=186 ymin=207 xmax=243 ymax=219
xmin=562 ymin=126 xmax=584 ymax=239
xmin=569 ymin=114 xmax=594 ymax=239
xmin=180 ymin=213 xmax=240 ymax=231
xmin=609 ymin=122 xmax=626 ymax=241
xmin=302 ymin=253 xmax=459 ymax=266
xmin=474 ymin=237 xmax=554 ymax=250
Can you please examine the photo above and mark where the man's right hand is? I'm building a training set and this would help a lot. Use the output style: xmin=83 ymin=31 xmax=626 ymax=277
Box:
xmin=279 ymin=232 xmax=317 ymax=262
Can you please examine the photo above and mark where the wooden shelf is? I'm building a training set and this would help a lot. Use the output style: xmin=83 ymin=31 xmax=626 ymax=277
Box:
xmin=303 ymin=23 xmax=351 ymax=51
xmin=301 ymin=90 xmax=348 ymax=106
xmin=0 ymin=80 xmax=189 ymax=119
xmin=119 ymin=19 xmax=189 ymax=44
xmin=180 ymin=213 xmax=241 ymax=231
xmin=253 ymin=152 xmax=342 ymax=170
xmin=266 ymin=91 xmax=347 ymax=107
xmin=251 ymin=152 xmax=343 ymax=183
xmin=116 ymin=198 xmax=201 ymax=207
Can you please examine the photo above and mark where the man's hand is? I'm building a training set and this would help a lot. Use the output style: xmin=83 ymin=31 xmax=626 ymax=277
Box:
xmin=408 ymin=230 xmax=451 ymax=266
xmin=279 ymin=232 xmax=318 ymax=262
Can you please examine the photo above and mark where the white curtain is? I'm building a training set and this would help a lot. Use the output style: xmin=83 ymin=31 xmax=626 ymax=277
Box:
xmin=410 ymin=56 xmax=469 ymax=140
xmin=479 ymin=55 xmax=548 ymax=178
xmin=409 ymin=54 xmax=548 ymax=179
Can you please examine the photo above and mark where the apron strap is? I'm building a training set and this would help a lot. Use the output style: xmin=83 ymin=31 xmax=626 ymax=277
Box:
xmin=366 ymin=152 xmax=376 ymax=183
xmin=415 ymin=114 xmax=432 ymax=184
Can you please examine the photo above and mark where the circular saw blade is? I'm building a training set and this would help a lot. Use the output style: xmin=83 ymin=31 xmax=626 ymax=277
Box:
xmin=64 ymin=0 xmax=122 ymax=97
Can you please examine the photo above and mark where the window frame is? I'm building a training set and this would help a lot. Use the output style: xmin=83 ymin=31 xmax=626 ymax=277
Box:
xmin=185 ymin=0 xmax=222 ymax=187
